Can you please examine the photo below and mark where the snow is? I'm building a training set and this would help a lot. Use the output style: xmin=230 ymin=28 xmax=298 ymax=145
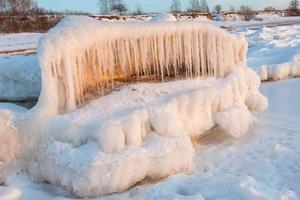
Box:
xmin=245 ymin=25 xmax=300 ymax=81
xmin=0 ymin=17 xmax=300 ymax=102
xmin=0 ymin=32 xmax=41 ymax=101
xmin=2 ymin=65 xmax=264 ymax=197
xmin=0 ymin=55 xmax=40 ymax=101
xmin=0 ymin=33 xmax=42 ymax=54
xmin=215 ymin=16 xmax=300 ymax=30
xmin=0 ymin=186 xmax=21 ymax=200
xmin=220 ymin=12 xmax=283 ymax=22
xmin=149 ymin=13 xmax=177 ymax=22
xmin=1 ymin=15 xmax=300 ymax=199
xmin=0 ymin=78 xmax=298 ymax=200
xmin=31 ymin=134 xmax=194 ymax=197
xmin=0 ymin=103 xmax=26 ymax=183
xmin=0 ymin=15 xmax=269 ymax=197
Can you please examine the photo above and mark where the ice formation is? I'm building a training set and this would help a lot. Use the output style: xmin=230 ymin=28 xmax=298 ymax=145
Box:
xmin=0 ymin=16 xmax=268 ymax=197
xmin=0 ymin=104 xmax=25 ymax=183
xmin=38 ymin=16 xmax=247 ymax=113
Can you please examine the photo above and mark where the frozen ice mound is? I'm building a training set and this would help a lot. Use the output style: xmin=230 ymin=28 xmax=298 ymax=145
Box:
xmin=31 ymin=134 xmax=194 ymax=197
xmin=28 ymin=67 xmax=267 ymax=197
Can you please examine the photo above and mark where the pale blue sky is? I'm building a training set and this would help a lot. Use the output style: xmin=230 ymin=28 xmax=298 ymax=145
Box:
xmin=36 ymin=0 xmax=289 ymax=13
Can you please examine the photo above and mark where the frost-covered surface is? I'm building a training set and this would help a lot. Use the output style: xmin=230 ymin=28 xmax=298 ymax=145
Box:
xmin=245 ymin=25 xmax=300 ymax=81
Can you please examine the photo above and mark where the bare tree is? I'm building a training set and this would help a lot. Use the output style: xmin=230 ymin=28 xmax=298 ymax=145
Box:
xmin=170 ymin=0 xmax=181 ymax=13
xmin=229 ymin=6 xmax=235 ymax=12
xmin=289 ymin=0 xmax=299 ymax=11
xmin=0 ymin=0 xmax=39 ymax=15
xmin=98 ymin=0 xmax=122 ymax=15
xmin=98 ymin=0 xmax=110 ymax=14
xmin=264 ymin=6 xmax=276 ymax=12
xmin=113 ymin=1 xmax=127 ymax=15
xmin=133 ymin=4 xmax=143 ymax=15
xmin=0 ymin=0 xmax=9 ymax=13
xmin=213 ymin=4 xmax=222 ymax=14
xmin=189 ymin=0 xmax=200 ymax=12
xmin=240 ymin=5 xmax=254 ymax=21
xmin=200 ymin=0 xmax=209 ymax=13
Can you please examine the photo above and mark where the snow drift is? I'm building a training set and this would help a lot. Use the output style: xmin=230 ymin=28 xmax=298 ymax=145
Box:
xmin=0 ymin=16 xmax=268 ymax=197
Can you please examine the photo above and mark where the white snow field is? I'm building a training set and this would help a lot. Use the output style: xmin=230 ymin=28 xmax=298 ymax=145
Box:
xmin=245 ymin=25 xmax=300 ymax=81
xmin=0 ymin=16 xmax=268 ymax=198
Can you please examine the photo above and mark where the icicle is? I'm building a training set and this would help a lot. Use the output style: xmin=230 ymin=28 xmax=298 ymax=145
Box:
xmin=38 ymin=16 xmax=247 ymax=113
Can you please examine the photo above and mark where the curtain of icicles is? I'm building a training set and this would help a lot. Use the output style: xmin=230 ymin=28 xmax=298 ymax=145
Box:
xmin=41 ymin=18 xmax=247 ymax=113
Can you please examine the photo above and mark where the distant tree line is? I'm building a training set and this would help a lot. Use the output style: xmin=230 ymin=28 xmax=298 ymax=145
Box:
xmin=0 ymin=0 xmax=41 ymax=15
xmin=0 ymin=0 xmax=92 ymax=16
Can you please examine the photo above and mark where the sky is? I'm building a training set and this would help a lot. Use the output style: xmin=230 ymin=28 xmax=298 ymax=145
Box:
xmin=36 ymin=0 xmax=289 ymax=13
